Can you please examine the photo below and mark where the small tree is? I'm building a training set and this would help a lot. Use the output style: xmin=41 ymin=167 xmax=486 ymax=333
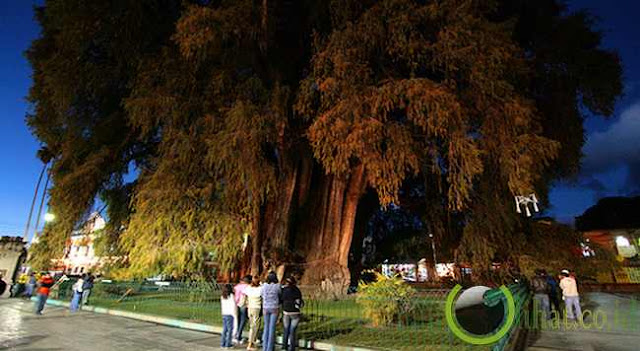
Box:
xmin=356 ymin=272 xmax=416 ymax=327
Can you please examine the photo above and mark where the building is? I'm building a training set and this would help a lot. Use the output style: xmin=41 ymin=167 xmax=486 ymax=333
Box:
xmin=576 ymin=196 xmax=640 ymax=283
xmin=57 ymin=212 xmax=106 ymax=276
xmin=0 ymin=236 xmax=27 ymax=291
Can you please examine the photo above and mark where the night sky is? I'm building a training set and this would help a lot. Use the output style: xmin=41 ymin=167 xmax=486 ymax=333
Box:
xmin=1 ymin=1 xmax=638 ymax=238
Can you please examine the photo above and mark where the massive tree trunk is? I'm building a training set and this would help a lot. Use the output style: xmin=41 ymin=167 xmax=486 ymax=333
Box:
xmin=260 ymin=164 xmax=298 ymax=274
xmin=244 ymin=156 xmax=368 ymax=288
xmin=293 ymin=164 xmax=367 ymax=287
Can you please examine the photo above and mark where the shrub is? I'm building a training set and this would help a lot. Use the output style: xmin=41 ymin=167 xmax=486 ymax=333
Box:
xmin=356 ymin=272 xmax=416 ymax=327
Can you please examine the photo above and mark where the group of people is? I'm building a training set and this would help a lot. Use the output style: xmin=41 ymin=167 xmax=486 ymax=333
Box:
xmin=3 ymin=271 xmax=95 ymax=315
xmin=69 ymin=273 xmax=95 ymax=312
xmin=530 ymin=268 xmax=581 ymax=321
xmin=0 ymin=272 xmax=38 ymax=298
xmin=220 ymin=272 xmax=304 ymax=351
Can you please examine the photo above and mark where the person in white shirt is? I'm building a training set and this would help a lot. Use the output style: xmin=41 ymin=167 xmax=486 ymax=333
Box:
xmin=69 ymin=275 xmax=84 ymax=312
xmin=244 ymin=276 xmax=263 ymax=350
xmin=559 ymin=269 xmax=581 ymax=321
xmin=220 ymin=284 xmax=238 ymax=349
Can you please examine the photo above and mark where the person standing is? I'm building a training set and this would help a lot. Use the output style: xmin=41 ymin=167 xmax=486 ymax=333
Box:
xmin=13 ymin=273 xmax=28 ymax=297
xmin=530 ymin=269 xmax=550 ymax=320
xmin=69 ymin=275 xmax=85 ymax=312
xmin=234 ymin=275 xmax=251 ymax=344
xmin=282 ymin=276 xmax=304 ymax=351
xmin=545 ymin=271 xmax=561 ymax=315
xmin=220 ymin=284 xmax=238 ymax=349
xmin=35 ymin=273 xmax=54 ymax=315
xmin=82 ymin=274 xmax=94 ymax=305
xmin=559 ymin=269 xmax=582 ymax=322
xmin=244 ymin=276 xmax=263 ymax=351
xmin=261 ymin=272 xmax=281 ymax=351
xmin=0 ymin=274 xmax=7 ymax=297
xmin=24 ymin=272 xmax=37 ymax=299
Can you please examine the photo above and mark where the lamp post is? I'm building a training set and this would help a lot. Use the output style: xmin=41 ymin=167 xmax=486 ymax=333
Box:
xmin=429 ymin=233 xmax=437 ymax=268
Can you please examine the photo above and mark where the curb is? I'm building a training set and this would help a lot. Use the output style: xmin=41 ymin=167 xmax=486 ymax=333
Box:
xmin=38 ymin=298 xmax=374 ymax=351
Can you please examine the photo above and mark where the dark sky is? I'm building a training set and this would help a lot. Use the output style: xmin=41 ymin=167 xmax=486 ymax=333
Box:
xmin=549 ymin=0 xmax=640 ymax=223
xmin=0 ymin=1 xmax=638 ymax=238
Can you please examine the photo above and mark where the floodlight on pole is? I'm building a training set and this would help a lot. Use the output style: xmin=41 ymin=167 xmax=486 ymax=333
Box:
xmin=44 ymin=213 xmax=56 ymax=222
xmin=515 ymin=193 xmax=539 ymax=217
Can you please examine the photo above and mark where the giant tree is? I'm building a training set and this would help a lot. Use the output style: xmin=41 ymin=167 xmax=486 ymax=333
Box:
xmin=27 ymin=0 xmax=621 ymax=284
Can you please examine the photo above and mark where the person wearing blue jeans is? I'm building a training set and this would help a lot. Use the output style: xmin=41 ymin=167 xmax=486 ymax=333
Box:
xmin=35 ymin=292 xmax=48 ymax=314
xmin=236 ymin=305 xmax=248 ymax=341
xmin=69 ymin=276 xmax=84 ymax=312
xmin=34 ymin=273 xmax=54 ymax=315
xmin=69 ymin=290 xmax=82 ymax=312
xmin=222 ymin=315 xmax=234 ymax=348
xmin=282 ymin=276 xmax=304 ymax=351
xmin=261 ymin=272 xmax=282 ymax=351
xmin=220 ymin=284 xmax=238 ymax=349
xmin=262 ymin=308 xmax=278 ymax=351
xmin=282 ymin=314 xmax=300 ymax=351
xmin=234 ymin=275 xmax=251 ymax=343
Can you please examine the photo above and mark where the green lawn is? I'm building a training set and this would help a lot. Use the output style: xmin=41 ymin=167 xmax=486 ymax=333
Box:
xmin=54 ymin=284 xmax=485 ymax=350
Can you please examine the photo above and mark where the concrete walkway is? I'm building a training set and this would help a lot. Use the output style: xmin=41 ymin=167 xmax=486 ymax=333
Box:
xmin=527 ymin=293 xmax=640 ymax=351
xmin=0 ymin=298 xmax=225 ymax=350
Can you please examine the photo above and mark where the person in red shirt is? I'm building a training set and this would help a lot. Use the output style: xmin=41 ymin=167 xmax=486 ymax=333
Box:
xmin=35 ymin=273 xmax=54 ymax=315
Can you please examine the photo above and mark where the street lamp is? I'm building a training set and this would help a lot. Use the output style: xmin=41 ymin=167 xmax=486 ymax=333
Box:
xmin=44 ymin=213 xmax=56 ymax=222
xmin=429 ymin=233 xmax=437 ymax=267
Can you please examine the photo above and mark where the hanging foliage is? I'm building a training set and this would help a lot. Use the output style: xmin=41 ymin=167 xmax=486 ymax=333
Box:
xmin=26 ymin=0 xmax=622 ymax=281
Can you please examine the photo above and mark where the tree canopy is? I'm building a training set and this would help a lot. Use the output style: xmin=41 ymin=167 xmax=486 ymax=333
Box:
xmin=27 ymin=0 xmax=622 ymax=282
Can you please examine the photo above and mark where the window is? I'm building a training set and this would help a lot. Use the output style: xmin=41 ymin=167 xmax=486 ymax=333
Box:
xmin=80 ymin=267 xmax=85 ymax=274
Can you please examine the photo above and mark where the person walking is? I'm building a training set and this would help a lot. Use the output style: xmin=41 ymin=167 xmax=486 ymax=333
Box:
xmin=220 ymin=284 xmax=238 ymax=349
xmin=69 ymin=275 xmax=85 ymax=312
xmin=559 ymin=269 xmax=582 ymax=322
xmin=531 ymin=269 xmax=550 ymax=320
xmin=245 ymin=276 xmax=263 ymax=351
xmin=261 ymin=272 xmax=281 ymax=351
xmin=282 ymin=276 xmax=304 ymax=351
xmin=234 ymin=275 xmax=252 ymax=344
xmin=82 ymin=274 xmax=94 ymax=305
xmin=35 ymin=273 xmax=54 ymax=315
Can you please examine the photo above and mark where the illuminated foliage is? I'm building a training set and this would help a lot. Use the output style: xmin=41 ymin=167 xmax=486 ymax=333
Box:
xmin=27 ymin=0 xmax=621 ymax=280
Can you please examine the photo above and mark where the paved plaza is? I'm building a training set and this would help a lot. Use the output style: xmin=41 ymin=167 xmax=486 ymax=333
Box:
xmin=528 ymin=293 xmax=640 ymax=351
xmin=2 ymin=292 xmax=640 ymax=350
xmin=0 ymin=298 xmax=224 ymax=351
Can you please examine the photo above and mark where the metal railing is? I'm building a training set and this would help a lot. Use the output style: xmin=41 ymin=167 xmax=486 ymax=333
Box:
xmin=483 ymin=283 xmax=531 ymax=351
xmin=48 ymin=280 xmax=530 ymax=350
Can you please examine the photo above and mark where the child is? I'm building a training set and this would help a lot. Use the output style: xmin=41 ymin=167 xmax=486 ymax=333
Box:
xmin=220 ymin=284 xmax=238 ymax=349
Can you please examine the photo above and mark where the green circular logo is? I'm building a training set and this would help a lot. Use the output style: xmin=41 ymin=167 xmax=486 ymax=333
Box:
xmin=445 ymin=284 xmax=516 ymax=345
